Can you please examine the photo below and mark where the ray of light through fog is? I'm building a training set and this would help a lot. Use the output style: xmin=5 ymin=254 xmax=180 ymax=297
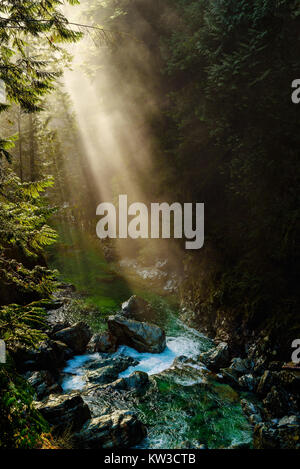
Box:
xmin=61 ymin=1 xmax=182 ymax=271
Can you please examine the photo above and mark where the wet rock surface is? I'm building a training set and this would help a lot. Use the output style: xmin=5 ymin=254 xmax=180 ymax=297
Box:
xmin=84 ymin=356 xmax=137 ymax=387
xmin=34 ymin=392 xmax=91 ymax=434
xmin=108 ymin=314 xmax=166 ymax=353
xmin=87 ymin=332 xmax=117 ymax=353
xmin=198 ymin=341 xmax=230 ymax=371
xmin=53 ymin=321 xmax=92 ymax=354
xmin=73 ymin=410 xmax=147 ymax=449
xmin=102 ymin=371 xmax=150 ymax=396
xmin=121 ymin=295 xmax=157 ymax=322
xmin=22 ymin=288 xmax=300 ymax=449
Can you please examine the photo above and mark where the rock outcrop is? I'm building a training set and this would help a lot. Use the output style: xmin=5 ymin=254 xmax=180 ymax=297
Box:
xmin=121 ymin=295 xmax=157 ymax=322
xmin=74 ymin=410 xmax=147 ymax=449
xmin=84 ymin=356 xmax=137 ymax=386
xmin=103 ymin=371 xmax=150 ymax=396
xmin=198 ymin=342 xmax=230 ymax=371
xmin=108 ymin=315 xmax=166 ymax=353
xmin=87 ymin=332 xmax=117 ymax=353
xmin=34 ymin=392 xmax=91 ymax=434
xmin=254 ymin=417 xmax=300 ymax=449
xmin=53 ymin=322 xmax=92 ymax=354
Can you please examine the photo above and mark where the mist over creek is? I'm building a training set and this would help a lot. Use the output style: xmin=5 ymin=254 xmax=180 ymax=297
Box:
xmin=0 ymin=0 xmax=299 ymax=452
xmin=47 ymin=225 xmax=254 ymax=449
xmin=44 ymin=5 xmax=253 ymax=449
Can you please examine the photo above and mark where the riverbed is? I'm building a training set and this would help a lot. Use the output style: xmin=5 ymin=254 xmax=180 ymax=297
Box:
xmin=48 ymin=227 xmax=253 ymax=449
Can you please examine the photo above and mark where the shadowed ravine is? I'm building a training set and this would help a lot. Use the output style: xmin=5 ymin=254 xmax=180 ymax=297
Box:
xmin=48 ymin=228 xmax=253 ymax=450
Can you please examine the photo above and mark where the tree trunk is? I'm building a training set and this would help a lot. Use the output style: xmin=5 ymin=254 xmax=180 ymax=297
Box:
xmin=17 ymin=107 xmax=23 ymax=182
xmin=29 ymin=113 xmax=36 ymax=181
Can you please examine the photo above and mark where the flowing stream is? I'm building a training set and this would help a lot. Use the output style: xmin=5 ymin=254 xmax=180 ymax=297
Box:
xmin=61 ymin=314 xmax=253 ymax=449
xmin=49 ymin=226 xmax=253 ymax=449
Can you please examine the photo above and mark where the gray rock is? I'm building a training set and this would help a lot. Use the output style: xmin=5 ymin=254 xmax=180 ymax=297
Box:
xmin=241 ymin=399 xmax=262 ymax=419
xmin=85 ymin=356 xmax=137 ymax=386
xmin=121 ymin=295 xmax=156 ymax=321
xmin=103 ymin=371 xmax=150 ymax=396
xmin=198 ymin=342 xmax=230 ymax=371
xmin=34 ymin=392 xmax=91 ymax=434
xmin=278 ymin=415 xmax=300 ymax=427
xmin=83 ymin=355 xmax=137 ymax=373
xmin=74 ymin=410 xmax=147 ymax=449
xmin=87 ymin=332 xmax=117 ymax=353
xmin=48 ymin=321 xmax=71 ymax=336
xmin=108 ymin=315 xmax=166 ymax=353
xmin=85 ymin=365 xmax=120 ymax=386
xmin=54 ymin=322 xmax=92 ymax=353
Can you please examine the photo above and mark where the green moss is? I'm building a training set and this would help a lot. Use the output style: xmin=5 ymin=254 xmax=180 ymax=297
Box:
xmin=47 ymin=223 xmax=132 ymax=313
xmin=47 ymin=223 xmax=180 ymax=331
xmin=137 ymin=376 xmax=252 ymax=449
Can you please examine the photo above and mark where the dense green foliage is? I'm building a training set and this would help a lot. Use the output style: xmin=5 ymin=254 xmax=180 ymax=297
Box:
xmin=0 ymin=0 xmax=299 ymax=449
xmin=0 ymin=0 xmax=80 ymax=449
xmin=162 ymin=0 xmax=300 ymax=338
xmin=0 ymin=171 xmax=58 ymax=304
xmin=0 ymin=359 xmax=49 ymax=449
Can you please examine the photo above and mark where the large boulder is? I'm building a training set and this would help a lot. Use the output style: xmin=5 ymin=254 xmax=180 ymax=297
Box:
xmin=121 ymin=295 xmax=156 ymax=322
xmin=53 ymin=322 xmax=92 ymax=354
xmin=108 ymin=315 xmax=166 ymax=353
xmin=87 ymin=332 xmax=117 ymax=353
xmin=198 ymin=342 xmax=230 ymax=371
xmin=12 ymin=339 xmax=69 ymax=372
xmin=103 ymin=371 xmax=150 ymax=396
xmin=34 ymin=392 xmax=91 ymax=434
xmin=240 ymin=399 xmax=262 ymax=424
xmin=74 ymin=410 xmax=147 ymax=449
xmin=85 ymin=365 xmax=121 ymax=386
xmin=84 ymin=356 xmax=137 ymax=386
xmin=83 ymin=355 xmax=137 ymax=373
xmin=254 ymin=419 xmax=300 ymax=449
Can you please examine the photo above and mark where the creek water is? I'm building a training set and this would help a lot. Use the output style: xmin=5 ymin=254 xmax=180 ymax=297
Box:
xmin=61 ymin=314 xmax=253 ymax=449
xmin=49 ymin=227 xmax=253 ymax=449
